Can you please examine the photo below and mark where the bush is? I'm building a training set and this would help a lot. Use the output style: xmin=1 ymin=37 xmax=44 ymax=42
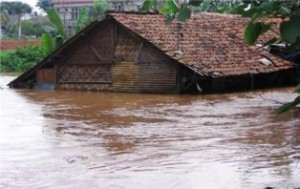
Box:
xmin=0 ymin=45 xmax=44 ymax=72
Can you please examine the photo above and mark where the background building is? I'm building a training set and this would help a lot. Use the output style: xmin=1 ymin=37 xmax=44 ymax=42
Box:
xmin=52 ymin=0 xmax=142 ymax=35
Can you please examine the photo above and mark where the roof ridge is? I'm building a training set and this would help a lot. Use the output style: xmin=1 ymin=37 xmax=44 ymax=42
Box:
xmin=106 ymin=10 xmax=159 ymax=15
xmin=194 ymin=12 xmax=241 ymax=18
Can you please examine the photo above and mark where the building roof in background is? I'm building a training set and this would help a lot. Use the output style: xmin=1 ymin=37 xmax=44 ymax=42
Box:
xmin=52 ymin=0 xmax=93 ymax=4
xmin=109 ymin=12 xmax=292 ymax=77
xmin=52 ymin=0 xmax=141 ymax=4
xmin=0 ymin=40 xmax=39 ymax=51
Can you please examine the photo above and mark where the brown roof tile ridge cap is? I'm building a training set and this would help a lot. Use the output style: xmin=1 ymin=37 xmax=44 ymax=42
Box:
xmin=194 ymin=12 xmax=242 ymax=18
xmin=106 ymin=10 xmax=160 ymax=15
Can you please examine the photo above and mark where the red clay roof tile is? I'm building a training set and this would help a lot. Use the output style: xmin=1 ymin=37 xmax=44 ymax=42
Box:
xmin=109 ymin=12 xmax=293 ymax=77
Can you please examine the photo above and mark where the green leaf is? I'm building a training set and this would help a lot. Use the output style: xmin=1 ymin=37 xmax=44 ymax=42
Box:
xmin=159 ymin=7 xmax=172 ymax=15
xmin=140 ymin=0 xmax=153 ymax=12
xmin=278 ymin=6 xmax=291 ymax=18
xmin=165 ymin=14 xmax=174 ymax=25
xmin=276 ymin=102 xmax=294 ymax=114
xmin=244 ymin=22 xmax=272 ymax=45
xmin=41 ymin=33 xmax=54 ymax=56
xmin=295 ymin=84 xmax=300 ymax=93
xmin=280 ymin=15 xmax=300 ymax=43
xmin=41 ymin=25 xmax=55 ymax=33
xmin=234 ymin=3 xmax=261 ymax=19
xmin=231 ymin=3 xmax=248 ymax=15
xmin=217 ymin=6 xmax=232 ymax=13
xmin=166 ymin=0 xmax=179 ymax=12
xmin=189 ymin=0 xmax=203 ymax=7
xmin=46 ymin=8 xmax=67 ymax=39
xmin=159 ymin=0 xmax=179 ymax=15
xmin=177 ymin=6 xmax=192 ymax=22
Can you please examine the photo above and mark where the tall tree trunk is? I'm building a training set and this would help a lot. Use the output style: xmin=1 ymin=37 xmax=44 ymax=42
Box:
xmin=17 ymin=14 xmax=21 ymax=38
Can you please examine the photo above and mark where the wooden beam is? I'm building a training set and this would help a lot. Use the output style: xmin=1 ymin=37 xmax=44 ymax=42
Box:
xmin=88 ymin=43 xmax=104 ymax=61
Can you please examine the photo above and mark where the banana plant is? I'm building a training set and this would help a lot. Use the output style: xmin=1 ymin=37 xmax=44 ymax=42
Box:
xmin=40 ymin=8 xmax=68 ymax=56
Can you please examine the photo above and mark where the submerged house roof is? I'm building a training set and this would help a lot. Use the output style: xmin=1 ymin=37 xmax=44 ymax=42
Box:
xmin=9 ymin=12 xmax=294 ymax=87
xmin=109 ymin=12 xmax=292 ymax=76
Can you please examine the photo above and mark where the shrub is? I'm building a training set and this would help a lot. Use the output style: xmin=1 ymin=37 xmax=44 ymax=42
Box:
xmin=0 ymin=45 xmax=44 ymax=72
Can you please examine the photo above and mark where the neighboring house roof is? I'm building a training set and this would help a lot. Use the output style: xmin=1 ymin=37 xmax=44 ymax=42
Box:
xmin=0 ymin=40 xmax=39 ymax=51
xmin=52 ymin=0 xmax=93 ymax=4
xmin=52 ymin=0 xmax=138 ymax=4
xmin=108 ymin=12 xmax=292 ymax=77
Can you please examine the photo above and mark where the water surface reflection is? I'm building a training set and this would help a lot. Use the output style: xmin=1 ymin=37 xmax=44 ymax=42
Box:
xmin=0 ymin=75 xmax=299 ymax=189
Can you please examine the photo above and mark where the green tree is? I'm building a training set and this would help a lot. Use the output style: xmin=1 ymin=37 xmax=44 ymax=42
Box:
xmin=0 ymin=9 xmax=10 ymax=36
xmin=9 ymin=19 xmax=50 ymax=38
xmin=193 ymin=0 xmax=241 ymax=12
xmin=36 ymin=0 xmax=53 ymax=12
xmin=0 ymin=1 xmax=32 ymax=38
xmin=92 ymin=0 xmax=111 ymax=20
xmin=75 ymin=8 xmax=90 ymax=33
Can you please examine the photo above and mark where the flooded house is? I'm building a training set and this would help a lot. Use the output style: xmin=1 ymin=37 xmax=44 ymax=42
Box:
xmin=8 ymin=12 xmax=297 ymax=93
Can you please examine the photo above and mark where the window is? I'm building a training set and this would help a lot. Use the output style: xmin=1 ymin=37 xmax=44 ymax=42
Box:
xmin=71 ymin=7 xmax=79 ymax=20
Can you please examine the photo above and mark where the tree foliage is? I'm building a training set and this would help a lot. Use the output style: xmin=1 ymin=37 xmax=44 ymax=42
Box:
xmin=0 ymin=1 xmax=32 ymax=38
xmin=92 ymin=0 xmax=111 ymax=20
xmin=36 ymin=0 xmax=53 ymax=12
xmin=39 ymin=8 xmax=67 ymax=56
xmin=229 ymin=0 xmax=300 ymax=112
xmin=0 ymin=45 xmax=43 ymax=72
xmin=75 ymin=8 xmax=90 ymax=33
xmin=46 ymin=8 xmax=67 ymax=40
xmin=0 ymin=1 xmax=31 ymax=15
xmin=230 ymin=0 xmax=300 ymax=51
xmin=8 ymin=19 xmax=52 ymax=38
xmin=0 ymin=9 xmax=10 ymax=26
xmin=194 ymin=0 xmax=240 ymax=12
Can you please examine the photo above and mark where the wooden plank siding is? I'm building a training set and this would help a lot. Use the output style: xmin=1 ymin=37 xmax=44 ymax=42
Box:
xmin=36 ymin=68 xmax=56 ymax=83
xmin=112 ymin=62 xmax=139 ymax=92
xmin=138 ymin=62 xmax=177 ymax=93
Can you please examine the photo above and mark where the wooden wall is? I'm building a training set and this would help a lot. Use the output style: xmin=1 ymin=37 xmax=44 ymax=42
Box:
xmin=112 ymin=26 xmax=178 ymax=93
xmin=55 ymin=21 xmax=115 ymax=90
xmin=112 ymin=61 xmax=139 ymax=92
xmin=36 ymin=68 xmax=55 ymax=83
xmin=36 ymin=20 xmax=179 ymax=93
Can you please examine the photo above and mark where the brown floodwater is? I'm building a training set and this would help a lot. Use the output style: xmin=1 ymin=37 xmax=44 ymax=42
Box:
xmin=0 ymin=75 xmax=300 ymax=189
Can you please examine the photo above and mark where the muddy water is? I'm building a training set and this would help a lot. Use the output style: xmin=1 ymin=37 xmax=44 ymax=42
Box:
xmin=0 ymin=75 xmax=300 ymax=189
